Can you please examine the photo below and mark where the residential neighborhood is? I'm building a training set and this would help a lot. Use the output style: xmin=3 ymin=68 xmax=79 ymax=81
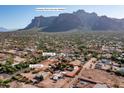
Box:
xmin=0 ymin=31 xmax=124 ymax=88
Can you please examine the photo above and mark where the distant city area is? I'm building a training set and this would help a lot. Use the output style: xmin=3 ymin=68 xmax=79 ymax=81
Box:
xmin=0 ymin=6 xmax=124 ymax=88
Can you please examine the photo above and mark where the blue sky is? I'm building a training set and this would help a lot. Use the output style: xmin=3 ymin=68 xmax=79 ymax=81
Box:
xmin=0 ymin=5 xmax=124 ymax=30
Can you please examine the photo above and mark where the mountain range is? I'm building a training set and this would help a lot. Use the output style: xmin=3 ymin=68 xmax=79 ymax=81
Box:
xmin=0 ymin=27 xmax=8 ymax=32
xmin=25 ymin=10 xmax=124 ymax=32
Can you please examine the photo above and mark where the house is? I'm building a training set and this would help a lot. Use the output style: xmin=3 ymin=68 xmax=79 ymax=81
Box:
xmin=95 ymin=59 xmax=112 ymax=70
xmin=102 ymin=53 xmax=112 ymax=59
xmin=58 ymin=53 xmax=66 ymax=57
xmin=33 ymin=74 xmax=44 ymax=82
xmin=102 ymin=45 xmax=109 ymax=52
xmin=29 ymin=64 xmax=44 ymax=69
xmin=93 ymin=84 xmax=109 ymax=88
xmin=25 ymin=47 xmax=35 ymax=52
xmin=42 ymin=52 xmax=56 ymax=57
xmin=95 ymin=62 xmax=111 ymax=70
xmin=51 ymin=72 xmax=64 ymax=81
xmin=100 ymin=59 xmax=112 ymax=65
